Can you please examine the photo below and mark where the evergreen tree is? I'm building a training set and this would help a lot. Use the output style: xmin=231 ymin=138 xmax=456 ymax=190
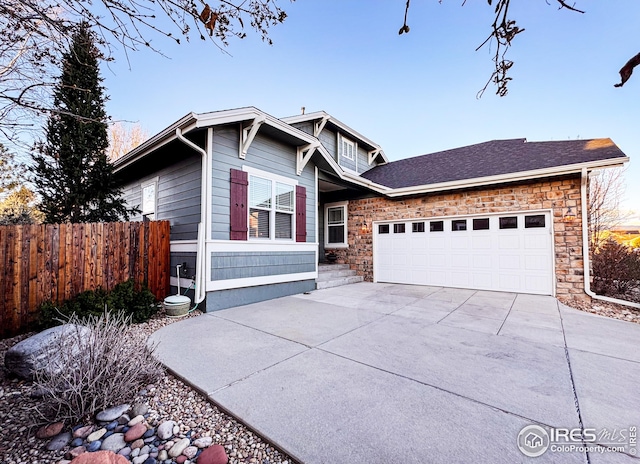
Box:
xmin=31 ymin=24 xmax=133 ymax=224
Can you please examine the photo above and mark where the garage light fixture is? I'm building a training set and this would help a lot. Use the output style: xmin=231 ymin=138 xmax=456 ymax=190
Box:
xmin=360 ymin=221 xmax=370 ymax=234
xmin=563 ymin=207 xmax=576 ymax=222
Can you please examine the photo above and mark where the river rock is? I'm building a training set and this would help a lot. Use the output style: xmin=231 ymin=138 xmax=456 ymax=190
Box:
xmin=132 ymin=454 xmax=149 ymax=464
xmin=128 ymin=415 xmax=144 ymax=426
xmin=70 ymin=450 xmax=129 ymax=464
xmin=197 ymin=444 xmax=229 ymax=464
xmin=183 ymin=445 xmax=198 ymax=459
xmin=36 ymin=421 xmax=64 ymax=438
xmin=157 ymin=421 xmax=175 ymax=440
xmin=87 ymin=428 xmax=107 ymax=442
xmin=73 ymin=425 xmax=94 ymax=439
xmin=96 ymin=404 xmax=130 ymax=422
xmin=131 ymin=438 xmax=144 ymax=450
xmin=46 ymin=432 xmax=73 ymax=451
xmin=131 ymin=403 xmax=149 ymax=417
xmin=87 ymin=440 xmax=102 ymax=452
xmin=193 ymin=436 xmax=212 ymax=448
xmin=125 ymin=423 xmax=147 ymax=442
xmin=4 ymin=324 xmax=91 ymax=379
xmin=168 ymin=438 xmax=190 ymax=458
xmin=66 ymin=446 xmax=87 ymax=460
xmin=101 ymin=433 xmax=126 ymax=452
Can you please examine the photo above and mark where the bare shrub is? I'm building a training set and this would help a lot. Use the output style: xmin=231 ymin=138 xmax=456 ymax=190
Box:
xmin=33 ymin=311 xmax=162 ymax=423
xmin=592 ymin=239 xmax=640 ymax=297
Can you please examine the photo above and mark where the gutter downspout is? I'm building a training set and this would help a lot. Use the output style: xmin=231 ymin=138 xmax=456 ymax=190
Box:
xmin=580 ymin=168 xmax=640 ymax=309
xmin=176 ymin=128 xmax=207 ymax=305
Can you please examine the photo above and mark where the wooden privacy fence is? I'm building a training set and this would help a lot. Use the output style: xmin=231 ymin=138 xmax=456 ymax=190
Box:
xmin=0 ymin=221 xmax=170 ymax=337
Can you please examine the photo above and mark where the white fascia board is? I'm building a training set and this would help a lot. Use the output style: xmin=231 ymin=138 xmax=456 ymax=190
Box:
xmin=114 ymin=113 xmax=198 ymax=172
xmin=280 ymin=111 xmax=329 ymax=125
xmin=282 ymin=112 xmax=388 ymax=163
xmin=116 ymin=107 xmax=320 ymax=172
xmin=385 ymin=157 xmax=630 ymax=198
xmin=314 ymin=146 xmax=390 ymax=193
xmin=196 ymin=108 xmax=318 ymax=146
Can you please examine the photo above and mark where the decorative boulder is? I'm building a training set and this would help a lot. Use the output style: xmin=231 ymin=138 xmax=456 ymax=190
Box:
xmin=4 ymin=324 xmax=91 ymax=379
xmin=197 ymin=444 xmax=229 ymax=464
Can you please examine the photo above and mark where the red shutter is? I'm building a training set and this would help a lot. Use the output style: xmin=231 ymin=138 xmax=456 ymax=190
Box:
xmin=230 ymin=169 xmax=248 ymax=240
xmin=296 ymin=185 xmax=307 ymax=243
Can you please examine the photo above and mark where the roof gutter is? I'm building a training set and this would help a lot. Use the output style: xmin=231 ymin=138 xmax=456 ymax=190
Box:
xmin=384 ymin=157 xmax=629 ymax=198
xmin=580 ymin=167 xmax=640 ymax=309
xmin=175 ymin=127 xmax=207 ymax=306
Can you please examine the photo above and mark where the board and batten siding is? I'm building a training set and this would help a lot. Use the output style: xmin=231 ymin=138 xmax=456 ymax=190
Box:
xmin=210 ymin=125 xmax=316 ymax=242
xmin=121 ymin=154 xmax=202 ymax=241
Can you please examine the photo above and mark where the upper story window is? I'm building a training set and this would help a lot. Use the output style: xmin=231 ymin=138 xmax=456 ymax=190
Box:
xmin=247 ymin=168 xmax=296 ymax=240
xmin=325 ymin=201 xmax=348 ymax=248
xmin=341 ymin=137 xmax=355 ymax=161
xmin=141 ymin=178 xmax=158 ymax=220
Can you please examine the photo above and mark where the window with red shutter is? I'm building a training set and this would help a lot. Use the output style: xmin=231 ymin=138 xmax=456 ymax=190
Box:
xmin=230 ymin=169 xmax=248 ymax=240
xmin=296 ymin=185 xmax=306 ymax=242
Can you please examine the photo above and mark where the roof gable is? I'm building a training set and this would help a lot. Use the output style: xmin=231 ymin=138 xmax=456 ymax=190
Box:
xmin=360 ymin=138 xmax=628 ymax=189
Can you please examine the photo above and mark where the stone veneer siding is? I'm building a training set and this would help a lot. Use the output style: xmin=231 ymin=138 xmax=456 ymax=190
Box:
xmin=325 ymin=176 xmax=588 ymax=303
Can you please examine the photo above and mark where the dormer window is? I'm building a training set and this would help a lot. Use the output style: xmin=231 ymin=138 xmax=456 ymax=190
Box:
xmin=341 ymin=137 xmax=355 ymax=161
xmin=337 ymin=133 xmax=358 ymax=172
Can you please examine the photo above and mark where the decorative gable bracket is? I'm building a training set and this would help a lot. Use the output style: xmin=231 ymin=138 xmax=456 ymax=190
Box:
xmin=239 ymin=115 xmax=267 ymax=159
xmin=368 ymin=149 xmax=381 ymax=165
xmin=313 ymin=115 xmax=330 ymax=137
xmin=296 ymin=142 xmax=320 ymax=176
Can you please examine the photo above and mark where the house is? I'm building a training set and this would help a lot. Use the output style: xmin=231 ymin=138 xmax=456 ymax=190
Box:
xmin=113 ymin=107 xmax=629 ymax=310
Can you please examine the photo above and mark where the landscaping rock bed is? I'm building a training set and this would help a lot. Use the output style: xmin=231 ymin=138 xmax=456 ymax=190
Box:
xmin=0 ymin=308 xmax=296 ymax=464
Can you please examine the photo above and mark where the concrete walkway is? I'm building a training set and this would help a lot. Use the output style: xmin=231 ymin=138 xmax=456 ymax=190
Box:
xmin=149 ymin=283 xmax=640 ymax=464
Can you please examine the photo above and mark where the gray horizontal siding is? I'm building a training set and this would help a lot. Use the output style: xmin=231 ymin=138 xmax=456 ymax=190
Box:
xmin=169 ymin=252 xmax=197 ymax=302
xmin=357 ymin=145 xmax=372 ymax=174
xmin=211 ymin=251 xmax=315 ymax=280
xmin=120 ymin=154 xmax=202 ymax=241
xmin=211 ymin=126 xmax=316 ymax=243
xmin=170 ymin=252 xmax=197 ymax=279
xmin=291 ymin=121 xmax=313 ymax=136
xmin=318 ymin=127 xmax=337 ymax=160
xmin=205 ymin=280 xmax=316 ymax=312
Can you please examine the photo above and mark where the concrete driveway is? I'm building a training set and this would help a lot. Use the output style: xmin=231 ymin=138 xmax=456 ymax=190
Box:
xmin=149 ymin=283 xmax=640 ymax=464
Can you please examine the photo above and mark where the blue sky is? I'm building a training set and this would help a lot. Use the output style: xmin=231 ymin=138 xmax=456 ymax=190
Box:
xmin=102 ymin=0 xmax=640 ymax=224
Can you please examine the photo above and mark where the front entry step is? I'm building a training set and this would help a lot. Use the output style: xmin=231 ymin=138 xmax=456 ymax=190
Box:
xmin=316 ymin=264 xmax=364 ymax=290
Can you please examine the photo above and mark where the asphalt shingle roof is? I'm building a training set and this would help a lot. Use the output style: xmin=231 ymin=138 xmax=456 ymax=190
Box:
xmin=360 ymin=138 xmax=627 ymax=189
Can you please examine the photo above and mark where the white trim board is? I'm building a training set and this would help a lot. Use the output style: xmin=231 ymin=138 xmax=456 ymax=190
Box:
xmin=170 ymin=240 xmax=198 ymax=252
xmin=207 ymin=272 xmax=317 ymax=291
xmin=207 ymin=241 xmax=317 ymax=253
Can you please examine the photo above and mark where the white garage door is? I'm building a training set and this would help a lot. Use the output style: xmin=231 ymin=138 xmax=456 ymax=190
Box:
xmin=374 ymin=212 xmax=554 ymax=295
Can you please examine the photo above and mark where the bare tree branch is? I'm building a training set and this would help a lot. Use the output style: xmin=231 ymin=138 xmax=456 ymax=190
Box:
xmin=400 ymin=0 xmax=585 ymax=97
xmin=0 ymin=0 xmax=289 ymax=145
xmin=614 ymin=52 xmax=640 ymax=88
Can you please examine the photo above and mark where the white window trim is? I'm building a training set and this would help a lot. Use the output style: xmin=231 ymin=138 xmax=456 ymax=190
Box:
xmin=141 ymin=177 xmax=158 ymax=220
xmin=324 ymin=201 xmax=348 ymax=249
xmin=243 ymin=165 xmax=297 ymax=242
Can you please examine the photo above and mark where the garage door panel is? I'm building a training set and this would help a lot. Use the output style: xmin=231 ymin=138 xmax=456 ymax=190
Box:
xmin=472 ymin=273 xmax=492 ymax=288
xmin=450 ymin=254 xmax=469 ymax=268
xmin=499 ymin=255 xmax=521 ymax=270
xmin=375 ymin=212 xmax=553 ymax=295
xmin=499 ymin=273 xmax=521 ymax=291
xmin=525 ymin=234 xmax=549 ymax=250
xmin=472 ymin=236 xmax=492 ymax=249
xmin=429 ymin=237 xmax=446 ymax=249
xmin=524 ymin=255 xmax=549 ymax=271
xmin=498 ymin=236 xmax=520 ymax=249
xmin=450 ymin=236 xmax=469 ymax=249
xmin=471 ymin=254 xmax=492 ymax=269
